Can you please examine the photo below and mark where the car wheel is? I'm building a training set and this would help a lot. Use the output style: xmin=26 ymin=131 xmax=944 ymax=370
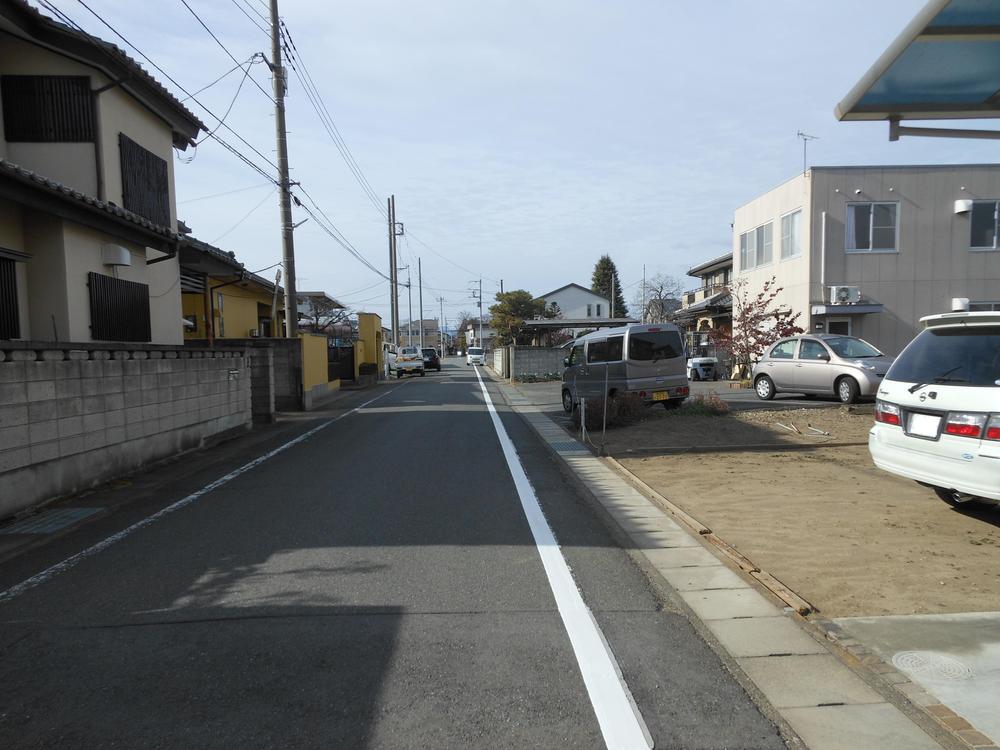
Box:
xmin=754 ymin=375 xmax=775 ymax=400
xmin=396 ymin=371 xmax=402 ymax=379
xmin=561 ymin=389 xmax=575 ymax=413
xmin=691 ymin=370 xmax=701 ymax=381
xmin=419 ymin=370 xmax=425 ymax=377
xmin=663 ymin=398 xmax=684 ymax=409
xmin=837 ymin=376 xmax=860 ymax=404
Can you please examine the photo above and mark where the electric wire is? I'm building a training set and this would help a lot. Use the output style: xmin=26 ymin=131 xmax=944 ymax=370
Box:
xmin=211 ymin=187 xmax=276 ymax=244
xmin=178 ymin=182 xmax=273 ymax=204
xmin=228 ymin=0 xmax=268 ymax=35
xmin=48 ymin=0 xmax=280 ymax=177
xmin=181 ymin=58 xmax=248 ymax=102
xmin=178 ymin=0 xmax=274 ymax=103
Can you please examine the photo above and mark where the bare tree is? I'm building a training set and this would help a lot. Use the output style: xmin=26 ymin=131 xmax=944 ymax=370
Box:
xmin=632 ymin=273 xmax=684 ymax=323
xmin=300 ymin=297 xmax=352 ymax=334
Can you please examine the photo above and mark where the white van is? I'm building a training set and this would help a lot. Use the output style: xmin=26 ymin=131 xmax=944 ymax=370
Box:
xmin=561 ymin=324 xmax=689 ymax=412
xmin=869 ymin=307 xmax=1000 ymax=508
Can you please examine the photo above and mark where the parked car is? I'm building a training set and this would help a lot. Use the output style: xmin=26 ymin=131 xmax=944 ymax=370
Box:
xmin=752 ymin=334 xmax=893 ymax=404
xmin=467 ymin=347 xmax=485 ymax=366
xmin=421 ymin=347 xmax=441 ymax=371
xmin=687 ymin=356 xmax=719 ymax=381
xmin=869 ymin=307 xmax=1000 ymax=509
xmin=561 ymin=324 xmax=689 ymax=412
xmin=382 ymin=342 xmax=397 ymax=374
xmin=395 ymin=346 xmax=425 ymax=377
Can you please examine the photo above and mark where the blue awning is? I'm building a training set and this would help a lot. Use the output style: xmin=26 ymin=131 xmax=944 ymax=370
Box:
xmin=836 ymin=0 xmax=1000 ymax=122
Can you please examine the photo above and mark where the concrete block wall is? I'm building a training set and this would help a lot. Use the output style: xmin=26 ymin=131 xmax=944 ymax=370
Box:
xmin=188 ymin=338 xmax=303 ymax=412
xmin=247 ymin=346 xmax=275 ymax=424
xmin=0 ymin=343 xmax=251 ymax=520
xmin=509 ymin=346 xmax=566 ymax=380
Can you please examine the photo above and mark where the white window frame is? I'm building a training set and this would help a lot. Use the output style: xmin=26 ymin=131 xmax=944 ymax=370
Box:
xmin=969 ymin=200 xmax=1000 ymax=251
xmin=739 ymin=221 xmax=773 ymax=271
xmin=846 ymin=201 xmax=899 ymax=253
xmin=780 ymin=208 xmax=802 ymax=260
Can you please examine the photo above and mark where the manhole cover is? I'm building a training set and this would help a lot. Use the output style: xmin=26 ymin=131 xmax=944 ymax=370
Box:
xmin=892 ymin=651 xmax=975 ymax=680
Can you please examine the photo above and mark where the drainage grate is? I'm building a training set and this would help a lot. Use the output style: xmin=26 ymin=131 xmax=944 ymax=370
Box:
xmin=0 ymin=507 xmax=102 ymax=535
xmin=548 ymin=441 xmax=589 ymax=453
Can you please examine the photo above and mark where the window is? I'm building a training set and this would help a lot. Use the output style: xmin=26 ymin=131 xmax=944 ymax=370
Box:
xmin=846 ymin=202 xmax=897 ymax=252
xmin=887 ymin=326 xmax=1000 ymax=387
xmin=1 ymin=76 xmax=94 ymax=142
xmin=739 ymin=222 xmax=773 ymax=270
xmin=587 ymin=339 xmax=608 ymax=363
xmin=970 ymin=201 xmax=999 ymax=249
xmin=586 ymin=304 xmax=592 ymax=317
xmin=0 ymin=257 xmax=19 ymax=339
xmin=119 ymin=134 xmax=170 ymax=226
xmin=798 ymin=339 xmax=828 ymax=360
xmin=969 ymin=300 xmax=1000 ymax=311
xmin=770 ymin=340 xmax=797 ymax=359
xmin=596 ymin=303 xmax=602 ymax=317
xmin=569 ymin=344 xmax=584 ymax=365
xmin=87 ymin=272 xmax=151 ymax=342
xmin=826 ymin=319 xmax=851 ymax=336
xmin=628 ymin=330 xmax=683 ymax=360
xmin=780 ymin=210 xmax=802 ymax=259
xmin=606 ymin=335 xmax=623 ymax=361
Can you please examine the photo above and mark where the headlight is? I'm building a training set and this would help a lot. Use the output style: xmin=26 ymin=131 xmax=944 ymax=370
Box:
xmin=857 ymin=361 xmax=876 ymax=371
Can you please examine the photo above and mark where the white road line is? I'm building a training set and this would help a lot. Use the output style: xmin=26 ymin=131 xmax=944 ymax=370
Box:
xmin=472 ymin=366 xmax=652 ymax=750
xmin=0 ymin=385 xmax=406 ymax=605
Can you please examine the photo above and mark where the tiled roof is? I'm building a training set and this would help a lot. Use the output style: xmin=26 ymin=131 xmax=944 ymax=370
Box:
xmin=6 ymin=0 xmax=206 ymax=141
xmin=180 ymin=235 xmax=283 ymax=293
xmin=0 ymin=158 xmax=180 ymax=239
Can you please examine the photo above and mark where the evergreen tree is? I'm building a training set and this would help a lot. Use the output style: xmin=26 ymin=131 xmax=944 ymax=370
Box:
xmin=591 ymin=254 xmax=629 ymax=317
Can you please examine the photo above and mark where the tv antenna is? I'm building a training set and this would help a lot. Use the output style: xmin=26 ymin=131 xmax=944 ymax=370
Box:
xmin=797 ymin=131 xmax=818 ymax=175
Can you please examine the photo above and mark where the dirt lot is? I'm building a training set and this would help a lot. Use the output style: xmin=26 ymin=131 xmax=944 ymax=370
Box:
xmin=612 ymin=405 xmax=1000 ymax=618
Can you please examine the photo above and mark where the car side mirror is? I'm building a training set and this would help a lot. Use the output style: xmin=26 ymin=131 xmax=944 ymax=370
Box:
xmin=563 ymin=357 xmax=570 ymax=367
xmin=818 ymin=352 xmax=830 ymax=361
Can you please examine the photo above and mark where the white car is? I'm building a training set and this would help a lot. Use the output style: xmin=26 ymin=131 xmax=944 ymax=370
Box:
xmin=395 ymin=346 xmax=425 ymax=377
xmin=869 ymin=306 xmax=1000 ymax=508
xmin=382 ymin=342 xmax=397 ymax=375
xmin=466 ymin=347 xmax=485 ymax=366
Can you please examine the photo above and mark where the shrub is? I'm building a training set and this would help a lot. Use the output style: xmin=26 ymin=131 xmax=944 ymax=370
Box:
xmin=515 ymin=371 xmax=561 ymax=383
xmin=667 ymin=391 xmax=731 ymax=417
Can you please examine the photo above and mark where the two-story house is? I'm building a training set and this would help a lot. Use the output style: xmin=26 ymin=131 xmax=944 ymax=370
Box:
xmin=674 ymin=252 xmax=732 ymax=356
xmin=0 ymin=0 xmax=204 ymax=344
xmin=539 ymin=282 xmax=611 ymax=321
xmin=734 ymin=164 xmax=1000 ymax=355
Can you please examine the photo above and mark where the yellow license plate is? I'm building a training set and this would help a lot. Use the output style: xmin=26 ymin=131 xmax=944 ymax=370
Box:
xmin=651 ymin=391 xmax=668 ymax=401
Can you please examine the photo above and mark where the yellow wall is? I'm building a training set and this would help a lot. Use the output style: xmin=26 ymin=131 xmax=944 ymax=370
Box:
xmin=182 ymin=278 xmax=282 ymax=340
xmin=300 ymin=333 xmax=329 ymax=390
xmin=356 ymin=312 xmax=383 ymax=373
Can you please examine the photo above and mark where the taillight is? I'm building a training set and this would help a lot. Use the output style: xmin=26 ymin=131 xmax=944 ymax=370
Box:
xmin=944 ymin=412 xmax=986 ymax=439
xmin=986 ymin=416 xmax=1000 ymax=441
xmin=875 ymin=400 xmax=900 ymax=425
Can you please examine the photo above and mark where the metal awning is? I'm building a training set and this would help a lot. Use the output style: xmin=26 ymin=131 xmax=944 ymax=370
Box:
xmin=836 ymin=0 xmax=1000 ymax=139
xmin=520 ymin=317 xmax=637 ymax=330
xmin=811 ymin=304 xmax=884 ymax=316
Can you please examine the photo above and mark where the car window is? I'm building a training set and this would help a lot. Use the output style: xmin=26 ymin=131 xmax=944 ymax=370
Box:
xmin=421 ymin=349 xmax=436 ymax=356
xmin=825 ymin=337 xmax=882 ymax=358
xmin=469 ymin=347 xmax=483 ymax=355
xmin=587 ymin=339 xmax=608 ymax=363
xmin=628 ymin=330 xmax=683 ymax=360
xmin=887 ymin=325 xmax=1000 ymax=387
xmin=569 ymin=344 xmax=584 ymax=365
xmin=798 ymin=340 xmax=828 ymax=360
xmin=606 ymin=336 xmax=624 ymax=362
xmin=770 ymin=340 xmax=797 ymax=359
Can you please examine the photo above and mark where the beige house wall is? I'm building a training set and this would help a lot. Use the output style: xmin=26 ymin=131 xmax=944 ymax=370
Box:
xmin=22 ymin=210 xmax=69 ymax=341
xmin=733 ymin=172 xmax=812 ymax=328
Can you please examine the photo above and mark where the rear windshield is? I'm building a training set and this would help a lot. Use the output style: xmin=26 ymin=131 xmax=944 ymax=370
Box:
xmin=825 ymin=337 xmax=882 ymax=358
xmin=469 ymin=348 xmax=483 ymax=355
xmin=401 ymin=347 xmax=419 ymax=355
xmin=886 ymin=326 xmax=1000 ymax=387
xmin=628 ymin=330 xmax=683 ymax=361
xmin=422 ymin=349 xmax=436 ymax=356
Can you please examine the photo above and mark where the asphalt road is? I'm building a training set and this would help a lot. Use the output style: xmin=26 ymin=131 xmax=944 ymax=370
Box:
xmin=0 ymin=359 xmax=785 ymax=749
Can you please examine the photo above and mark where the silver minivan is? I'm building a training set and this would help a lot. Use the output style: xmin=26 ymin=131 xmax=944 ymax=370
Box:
xmin=561 ymin=324 xmax=690 ymax=412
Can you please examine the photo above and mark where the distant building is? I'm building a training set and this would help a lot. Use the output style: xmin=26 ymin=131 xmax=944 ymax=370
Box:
xmin=674 ymin=253 xmax=732 ymax=357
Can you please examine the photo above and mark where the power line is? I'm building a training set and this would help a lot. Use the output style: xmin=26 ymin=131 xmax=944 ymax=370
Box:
xmin=182 ymin=58 xmax=248 ymax=101
xmin=279 ymin=19 xmax=386 ymax=219
xmin=211 ymin=187 xmax=276 ymax=243
xmin=294 ymin=186 xmax=391 ymax=281
xmin=406 ymin=231 xmax=499 ymax=284
xmin=228 ymin=0 xmax=268 ymax=34
xmin=178 ymin=181 xmax=273 ymax=204
xmin=178 ymin=0 xmax=274 ymax=103
xmin=49 ymin=0 xmax=279 ymax=177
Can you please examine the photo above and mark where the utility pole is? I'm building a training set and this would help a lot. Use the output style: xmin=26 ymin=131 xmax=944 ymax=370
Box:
xmin=438 ymin=296 xmax=444 ymax=357
xmin=500 ymin=279 xmax=504 ymax=294
xmin=270 ymin=267 xmax=282 ymax=335
xmin=611 ymin=274 xmax=615 ymax=319
xmin=478 ymin=278 xmax=483 ymax=347
xmin=388 ymin=196 xmax=398 ymax=346
xmin=418 ymin=257 xmax=424 ymax=349
xmin=270 ymin=0 xmax=297 ymax=337
xmin=404 ymin=266 xmax=413 ymax=346
xmin=641 ymin=264 xmax=646 ymax=324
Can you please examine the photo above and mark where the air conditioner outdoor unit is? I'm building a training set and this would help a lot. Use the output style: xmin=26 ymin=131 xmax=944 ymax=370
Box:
xmin=829 ymin=285 xmax=861 ymax=304
xmin=101 ymin=243 xmax=132 ymax=267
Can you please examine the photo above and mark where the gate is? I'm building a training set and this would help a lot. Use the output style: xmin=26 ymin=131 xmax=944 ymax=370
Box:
xmin=328 ymin=345 xmax=355 ymax=381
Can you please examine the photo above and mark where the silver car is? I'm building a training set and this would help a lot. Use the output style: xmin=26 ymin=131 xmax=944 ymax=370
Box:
xmin=752 ymin=334 xmax=893 ymax=403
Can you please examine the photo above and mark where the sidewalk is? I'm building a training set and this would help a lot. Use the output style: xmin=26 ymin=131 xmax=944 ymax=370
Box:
xmin=490 ymin=373 xmax=967 ymax=750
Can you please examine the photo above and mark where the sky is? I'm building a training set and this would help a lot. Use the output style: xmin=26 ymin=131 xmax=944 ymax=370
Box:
xmin=49 ymin=0 xmax=1000 ymax=326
